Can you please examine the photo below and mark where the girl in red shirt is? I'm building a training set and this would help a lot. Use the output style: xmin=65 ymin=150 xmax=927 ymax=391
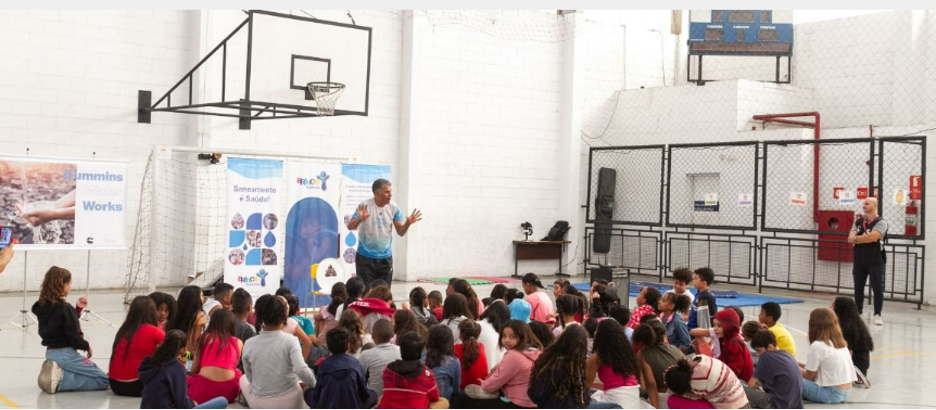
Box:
xmin=109 ymin=295 xmax=165 ymax=397
xmin=454 ymin=319 xmax=488 ymax=388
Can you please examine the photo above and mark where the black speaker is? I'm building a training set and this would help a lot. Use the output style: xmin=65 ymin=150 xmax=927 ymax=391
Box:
xmin=593 ymin=167 xmax=616 ymax=254
xmin=591 ymin=265 xmax=613 ymax=283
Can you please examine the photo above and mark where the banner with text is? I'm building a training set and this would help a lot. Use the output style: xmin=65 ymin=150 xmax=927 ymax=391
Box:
xmin=339 ymin=164 xmax=393 ymax=280
xmin=225 ymin=157 xmax=283 ymax=299
xmin=285 ymin=161 xmax=342 ymax=307
xmin=0 ymin=156 xmax=127 ymax=249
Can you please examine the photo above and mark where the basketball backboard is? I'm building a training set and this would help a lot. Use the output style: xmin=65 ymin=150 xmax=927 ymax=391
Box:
xmin=139 ymin=10 xmax=372 ymax=129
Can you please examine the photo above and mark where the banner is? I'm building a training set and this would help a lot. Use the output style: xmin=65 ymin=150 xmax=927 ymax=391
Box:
xmin=285 ymin=161 xmax=342 ymax=307
xmin=339 ymin=164 xmax=392 ymax=280
xmin=225 ymin=157 xmax=283 ymax=299
xmin=0 ymin=156 xmax=127 ymax=249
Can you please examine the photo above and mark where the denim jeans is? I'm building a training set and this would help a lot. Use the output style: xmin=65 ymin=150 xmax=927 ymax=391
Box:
xmin=587 ymin=401 xmax=623 ymax=409
xmin=802 ymin=379 xmax=849 ymax=404
xmin=45 ymin=347 xmax=109 ymax=392
xmin=194 ymin=396 xmax=229 ymax=409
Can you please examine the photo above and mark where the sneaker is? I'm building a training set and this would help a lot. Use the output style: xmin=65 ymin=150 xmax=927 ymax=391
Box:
xmin=873 ymin=314 xmax=883 ymax=326
xmin=465 ymin=384 xmax=500 ymax=400
xmin=37 ymin=359 xmax=62 ymax=394
xmin=854 ymin=367 xmax=871 ymax=388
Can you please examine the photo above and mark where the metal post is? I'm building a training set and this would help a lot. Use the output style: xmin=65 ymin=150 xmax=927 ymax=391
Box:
xmin=80 ymin=250 xmax=112 ymax=326
xmin=148 ymin=147 xmax=161 ymax=295
xmin=4 ymin=250 xmax=38 ymax=329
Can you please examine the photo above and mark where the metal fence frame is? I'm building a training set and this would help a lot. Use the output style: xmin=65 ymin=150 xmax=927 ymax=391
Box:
xmin=583 ymin=226 xmax=663 ymax=280
xmin=761 ymin=138 xmax=876 ymax=235
xmin=877 ymin=136 xmax=926 ymax=240
xmin=664 ymin=231 xmax=758 ymax=286
xmin=584 ymin=137 xmax=926 ymax=307
xmin=585 ymin=145 xmax=666 ymax=226
xmin=666 ymin=141 xmax=760 ymax=230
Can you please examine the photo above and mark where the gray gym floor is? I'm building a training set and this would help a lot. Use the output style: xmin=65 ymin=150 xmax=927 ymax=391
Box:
xmin=0 ymin=279 xmax=932 ymax=409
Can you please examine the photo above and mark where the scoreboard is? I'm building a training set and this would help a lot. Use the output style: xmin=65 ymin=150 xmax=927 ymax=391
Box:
xmin=689 ymin=10 xmax=793 ymax=56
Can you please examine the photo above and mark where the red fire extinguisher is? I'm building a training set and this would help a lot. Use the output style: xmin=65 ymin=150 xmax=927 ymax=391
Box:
xmin=906 ymin=200 xmax=918 ymax=236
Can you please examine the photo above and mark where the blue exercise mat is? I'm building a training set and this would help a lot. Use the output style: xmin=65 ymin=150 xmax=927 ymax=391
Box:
xmin=570 ymin=281 xmax=803 ymax=308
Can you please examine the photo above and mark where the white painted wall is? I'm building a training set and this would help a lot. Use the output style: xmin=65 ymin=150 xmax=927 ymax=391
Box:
xmin=400 ymin=11 xmax=566 ymax=279
xmin=0 ymin=10 xmax=201 ymax=292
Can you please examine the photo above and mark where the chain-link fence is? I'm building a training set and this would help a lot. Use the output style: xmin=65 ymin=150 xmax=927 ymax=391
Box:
xmin=878 ymin=137 xmax=926 ymax=240
xmin=585 ymin=135 xmax=926 ymax=304
xmin=762 ymin=139 xmax=873 ymax=234
xmin=667 ymin=142 xmax=759 ymax=229
xmin=586 ymin=146 xmax=665 ymax=225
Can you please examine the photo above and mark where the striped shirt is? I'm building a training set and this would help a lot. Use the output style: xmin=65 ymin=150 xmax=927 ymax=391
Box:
xmin=683 ymin=355 xmax=749 ymax=409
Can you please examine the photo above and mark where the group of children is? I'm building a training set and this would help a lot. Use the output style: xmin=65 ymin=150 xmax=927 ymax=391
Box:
xmin=29 ymin=265 xmax=875 ymax=409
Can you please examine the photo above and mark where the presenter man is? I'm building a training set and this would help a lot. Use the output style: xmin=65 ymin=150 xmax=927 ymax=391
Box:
xmin=347 ymin=179 xmax=421 ymax=291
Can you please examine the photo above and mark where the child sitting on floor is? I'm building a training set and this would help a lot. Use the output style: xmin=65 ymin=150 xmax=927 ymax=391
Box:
xmin=428 ymin=290 xmax=444 ymax=322
xmin=240 ymin=294 xmax=316 ymax=409
xmin=306 ymin=327 xmax=377 ymax=409
xmin=33 ymin=266 xmax=109 ymax=394
xmin=667 ymin=267 xmax=696 ymax=322
xmin=188 ymin=309 xmax=243 ymax=404
xmin=455 ymin=319 xmax=488 ymax=389
xmin=109 ymin=295 xmax=164 ymax=397
xmin=657 ymin=292 xmax=692 ymax=352
xmin=745 ymin=330 xmax=803 ymax=409
xmin=379 ymin=331 xmax=445 ymax=409
xmin=139 ymin=329 xmax=228 ymax=409
xmin=203 ymin=283 xmax=234 ymax=321
xmin=664 ymin=355 xmax=749 ymax=409
xmin=799 ymin=307 xmax=854 ymax=404
xmin=148 ymin=291 xmax=177 ymax=331
xmin=758 ymin=302 xmax=797 ymax=358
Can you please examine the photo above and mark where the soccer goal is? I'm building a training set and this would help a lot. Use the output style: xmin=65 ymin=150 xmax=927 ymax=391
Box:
xmin=123 ymin=146 xmax=350 ymax=303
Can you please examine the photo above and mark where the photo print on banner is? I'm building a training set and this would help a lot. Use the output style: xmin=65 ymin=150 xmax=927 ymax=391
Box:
xmin=285 ymin=161 xmax=343 ymax=307
xmin=226 ymin=157 xmax=283 ymax=299
xmin=0 ymin=156 xmax=127 ymax=249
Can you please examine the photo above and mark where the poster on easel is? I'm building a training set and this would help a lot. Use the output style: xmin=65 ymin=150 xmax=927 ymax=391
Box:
xmin=284 ymin=161 xmax=342 ymax=307
xmin=339 ymin=164 xmax=392 ymax=281
xmin=225 ymin=157 xmax=283 ymax=299
xmin=0 ymin=156 xmax=127 ymax=249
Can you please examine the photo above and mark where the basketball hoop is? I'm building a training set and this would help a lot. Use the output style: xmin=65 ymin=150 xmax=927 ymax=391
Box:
xmin=307 ymin=82 xmax=345 ymax=116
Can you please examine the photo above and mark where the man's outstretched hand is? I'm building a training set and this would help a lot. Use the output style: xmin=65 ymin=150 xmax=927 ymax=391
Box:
xmin=406 ymin=209 xmax=423 ymax=225
xmin=357 ymin=204 xmax=370 ymax=220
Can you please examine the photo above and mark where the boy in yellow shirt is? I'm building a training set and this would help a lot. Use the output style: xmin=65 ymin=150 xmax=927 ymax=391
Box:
xmin=758 ymin=302 xmax=797 ymax=357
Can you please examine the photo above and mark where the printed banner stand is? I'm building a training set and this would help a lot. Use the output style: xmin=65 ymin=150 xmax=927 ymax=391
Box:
xmin=0 ymin=156 xmax=129 ymax=250
xmin=225 ymin=157 xmax=284 ymax=300
xmin=285 ymin=161 xmax=342 ymax=308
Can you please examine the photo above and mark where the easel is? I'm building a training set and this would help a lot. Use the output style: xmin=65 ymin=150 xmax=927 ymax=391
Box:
xmin=4 ymin=250 xmax=38 ymax=328
xmin=79 ymin=249 xmax=112 ymax=326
